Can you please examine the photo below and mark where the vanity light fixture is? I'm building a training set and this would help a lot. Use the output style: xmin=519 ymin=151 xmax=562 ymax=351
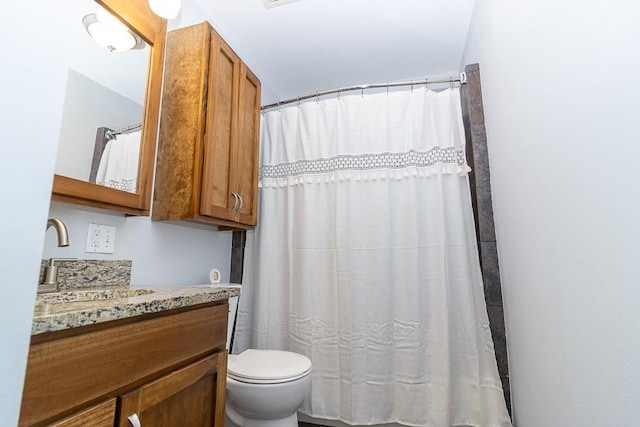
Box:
xmin=148 ymin=0 xmax=181 ymax=19
xmin=82 ymin=6 xmax=145 ymax=53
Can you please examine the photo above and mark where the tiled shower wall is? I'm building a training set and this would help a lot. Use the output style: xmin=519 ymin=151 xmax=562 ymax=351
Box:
xmin=460 ymin=63 xmax=511 ymax=414
xmin=230 ymin=230 xmax=247 ymax=284
xmin=230 ymin=65 xmax=511 ymax=414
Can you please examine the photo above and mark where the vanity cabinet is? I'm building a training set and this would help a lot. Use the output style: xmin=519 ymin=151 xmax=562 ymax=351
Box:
xmin=152 ymin=22 xmax=261 ymax=229
xmin=19 ymin=302 xmax=228 ymax=426
xmin=49 ymin=399 xmax=116 ymax=427
xmin=117 ymin=353 xmax=225 ymax=426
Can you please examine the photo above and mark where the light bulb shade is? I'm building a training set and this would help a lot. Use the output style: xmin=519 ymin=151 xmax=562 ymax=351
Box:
xmin=149 ymin=0 xmax=181 ymax=19
xmin=96 ymin=6 xmax=129 ymax=32
xmin=83 ymin=7 xmax=145 ymax=53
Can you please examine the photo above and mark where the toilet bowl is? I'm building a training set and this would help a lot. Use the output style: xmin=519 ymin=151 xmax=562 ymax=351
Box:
xmin=225 ymin=349 xmax=312 ymax=427
xmin=223 ymin=292 xmax=312 ymax=427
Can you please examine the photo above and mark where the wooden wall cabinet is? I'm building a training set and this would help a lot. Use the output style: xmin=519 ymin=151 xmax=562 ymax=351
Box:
xmin=19 ymin=303 xmax=228 ymax=427
xmin=152 ymin=22 xmax=261 ymax=229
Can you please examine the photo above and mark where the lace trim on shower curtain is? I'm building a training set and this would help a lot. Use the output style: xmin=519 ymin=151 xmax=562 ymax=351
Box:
xmin=103 ymin=178 xmax=137 ymax=193
xmin=259 ymin=147 xmax=470 ymax=187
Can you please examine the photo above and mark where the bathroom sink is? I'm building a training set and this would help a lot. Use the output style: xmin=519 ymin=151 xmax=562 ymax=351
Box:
xmin=34 ymin=288 xmax=155 ymax=316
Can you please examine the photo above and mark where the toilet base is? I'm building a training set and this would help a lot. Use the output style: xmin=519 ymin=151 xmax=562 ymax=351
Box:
xmin=225 ymin=406 xmax=298 ymax=427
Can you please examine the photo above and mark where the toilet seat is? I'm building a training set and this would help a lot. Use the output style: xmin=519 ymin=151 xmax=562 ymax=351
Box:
xmin=228 ymin=349 xmax=312 ymax=384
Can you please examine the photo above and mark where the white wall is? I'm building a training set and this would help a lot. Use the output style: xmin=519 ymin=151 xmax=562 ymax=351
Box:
xmin=0 ymin=1 xmax=230 ymax=423
xmin=0 ymin=2 xmax=71 ymax=423
xmin=462 ymin=1 xmax=640 ymax=425
xmin=45 ymin=202 xmax=231 ymax=285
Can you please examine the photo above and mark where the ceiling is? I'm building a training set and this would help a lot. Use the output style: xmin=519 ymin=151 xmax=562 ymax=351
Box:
xmin=194 ymin=0 xmax=477 ymax=105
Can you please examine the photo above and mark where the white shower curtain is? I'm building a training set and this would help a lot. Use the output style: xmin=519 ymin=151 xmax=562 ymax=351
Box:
xmin=235 ymin=87 xmax=511 ymax=426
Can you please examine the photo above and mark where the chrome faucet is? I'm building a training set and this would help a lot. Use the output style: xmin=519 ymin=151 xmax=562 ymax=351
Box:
xmin=47 ymin=218 xmax=69 ymax=247
xmin=40 ymin=218 xmax=73 ymax=293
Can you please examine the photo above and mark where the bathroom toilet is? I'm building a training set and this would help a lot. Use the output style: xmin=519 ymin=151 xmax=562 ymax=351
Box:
xmin=225 ymin=349 xmax=312 ymax=427
xmin=224 ymin=293 xmax=312 ymax=427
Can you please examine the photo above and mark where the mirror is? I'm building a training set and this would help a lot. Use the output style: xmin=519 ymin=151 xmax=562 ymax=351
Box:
xmin=52 ymin=0 xmax=166 ymax=215
xmin=56 ymin=21 xmax=148 ymax=191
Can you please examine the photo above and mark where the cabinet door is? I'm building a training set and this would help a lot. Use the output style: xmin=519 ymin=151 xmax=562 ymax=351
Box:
xmin=201 ymin=30 xmax=242 ymax=221
xmin=117 ymin=352 xmax=227 ymax=427
xmin=152 ymin=22 xmax=210 ymax=222
xmin=50 ymin=399 xmax=116 ymax=427
xmin=231 ymin=63 xmax=261 ymax=226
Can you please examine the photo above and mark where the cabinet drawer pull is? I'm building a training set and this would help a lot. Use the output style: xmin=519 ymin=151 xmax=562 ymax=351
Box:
xmin=128 ymin=413 xmax=142 ymax=427
xmin=231 ymin=192 xmax=240 ymax=212
xmin=237 ymin=194 xmax=244 ymax=212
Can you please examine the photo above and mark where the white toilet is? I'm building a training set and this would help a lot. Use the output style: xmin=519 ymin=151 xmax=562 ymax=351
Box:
xmin=224 ymin=293 xmax=312 ymax=427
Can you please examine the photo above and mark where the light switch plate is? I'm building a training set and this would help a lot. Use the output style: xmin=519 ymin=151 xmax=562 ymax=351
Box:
xmin=85 ymin=223 xmax=116 ymax=254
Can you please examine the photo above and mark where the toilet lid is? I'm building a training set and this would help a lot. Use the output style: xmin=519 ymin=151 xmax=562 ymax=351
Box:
xmin=228 ymin=349 xmax=312 ymax=384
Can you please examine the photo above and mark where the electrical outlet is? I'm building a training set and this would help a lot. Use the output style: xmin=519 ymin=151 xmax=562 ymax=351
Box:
xmin=85 ymin=223 xmax=116 ymax=254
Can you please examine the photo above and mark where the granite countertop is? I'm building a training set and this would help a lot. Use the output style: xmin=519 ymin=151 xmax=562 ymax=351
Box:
xmin=32 ymin=284 xmax=241 ymax=335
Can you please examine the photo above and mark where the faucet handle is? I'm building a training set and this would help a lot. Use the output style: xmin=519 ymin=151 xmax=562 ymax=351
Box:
xmin=39 ymin=258 xmax=77 ymax=293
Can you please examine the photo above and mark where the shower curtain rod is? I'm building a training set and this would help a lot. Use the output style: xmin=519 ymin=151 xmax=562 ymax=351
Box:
xmin=105 ymin=122 xmax=142 ymax=140
xmin=261 ymin=72 xmax=467 ymax=110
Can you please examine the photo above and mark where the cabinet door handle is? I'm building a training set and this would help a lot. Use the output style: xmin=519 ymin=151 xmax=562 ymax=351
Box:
xmin=231 ymin=192 xmax=239 ymax=212
xmin=237 ymin=194 xmax=244 ymax=212
xmin=128 ymin=413 xmax=142 ymax=427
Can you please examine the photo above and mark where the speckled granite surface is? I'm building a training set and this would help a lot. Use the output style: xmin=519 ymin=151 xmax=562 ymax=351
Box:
xmin=39 ymin=259 xmax=132 ymax=290
xmin=32 ymin=284 xmax=241 ymax=335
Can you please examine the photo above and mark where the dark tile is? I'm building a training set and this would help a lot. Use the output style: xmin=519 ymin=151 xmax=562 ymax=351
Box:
xmin=463 ymin=64 xmax=486 ymax=125
xmin=465 ymin=63 xmax=480 ymax=74
xmin=480 ymin=242 xmax=503 ymax=307
xmin=501 ymin=375 xmax=512 ymax=417
xmin=493 ymin=337 xmax=509 ymax=380
xmin=466 ymin=76 xmax=484 ymax=107
xmin=487 ymin=305 xmax=505 ymax=340
xmin=230 ymin=246 xmax=245 ymax=284
xmin=470 ymin=123 xmax=487 ymax=143
xmin=462 ymin=107 xmax=476 ymax=189
xmin=468 ymin=184 xmax=480 ymax=249
xmin=460 ymin=84 xmax=470 ymax=119
xmin=474 ymin=177 xmax=492 ymax=209
xmin=476 ymin=186 xmax=497 ymax=243
xmin=465 ymin=66 xmax=480 ymax=86
xmin=232 ymin=230 xmax=247 ymax=249
xmin=470 ymin=125 xmax=490 ymax=181
xmin=469 ymin=102 xmax=485 ymax=125
xmin=487 ymin=305 xmax=509 ymax=377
